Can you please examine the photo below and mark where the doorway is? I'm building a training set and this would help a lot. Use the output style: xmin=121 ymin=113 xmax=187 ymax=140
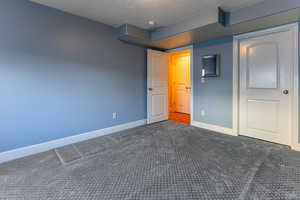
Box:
xmin=233 ymin=23 xmax=299 ymax=147
xmin=146 ymin=47 xmax=193 ymax=126
xmin=168 ymin=50 xmax=191 ymax=125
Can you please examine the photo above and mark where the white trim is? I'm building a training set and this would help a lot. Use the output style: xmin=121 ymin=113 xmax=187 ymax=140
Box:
xmin=166 ymin=46 xmax=194 ymax=122
xmin=166 ymin=45 xmax=193 ymax=53
xmin=147 ymin=49 xmax=151 ymax=124
xmin=291 ymin=24 xmax=300 ymax=151
xmin=190 ymin=47 xmax=194 ymax=122
xmin=232 ymin=38 xmax=239 ymax=136
xmin=292 ymin=145 xmax=300 ymax=151
xmin=233 ymin=22 xmax=299 ymax=149
xmin=0 ymin=119 xmax=146 ymax=164
xmin=234 ymin=23 xmax=299 ymax=40
xmin=191 ymin=120 xmax=236 ymax=136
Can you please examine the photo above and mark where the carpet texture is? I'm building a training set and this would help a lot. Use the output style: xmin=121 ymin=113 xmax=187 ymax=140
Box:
xmin=0 ymin=121 xmax=300 ymax=200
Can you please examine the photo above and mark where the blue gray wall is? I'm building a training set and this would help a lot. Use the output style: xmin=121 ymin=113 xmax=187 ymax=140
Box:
xmin=0 ymin=0 xmax=146 ymax=153
xmin=193 ymin=28 xmax=300 ymax=142
xmin=193 ymin=37 xmax=233 ymax=128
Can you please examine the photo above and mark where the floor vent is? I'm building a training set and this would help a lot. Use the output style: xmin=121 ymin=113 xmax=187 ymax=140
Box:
xmin=55 ymin=145 xmax=82 ymax=165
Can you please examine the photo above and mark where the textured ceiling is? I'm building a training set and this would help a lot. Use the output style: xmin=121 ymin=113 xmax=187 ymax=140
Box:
xmin=30 ymin=0 xmax=265 ymax=29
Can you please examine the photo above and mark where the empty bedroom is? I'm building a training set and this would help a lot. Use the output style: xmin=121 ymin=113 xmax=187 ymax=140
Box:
xmin=1 ymin=0 xmax=300 ymax=199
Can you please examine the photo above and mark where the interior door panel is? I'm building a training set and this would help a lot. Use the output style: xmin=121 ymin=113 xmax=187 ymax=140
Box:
xmin=239 ymin=30 xmax=292 ymax=145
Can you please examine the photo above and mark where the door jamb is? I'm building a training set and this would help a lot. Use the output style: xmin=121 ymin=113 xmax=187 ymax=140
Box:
xmin=166 ymin=45 xmax=194 ymax=122
xmin=232 ymin=23 xmax=299 ymax=149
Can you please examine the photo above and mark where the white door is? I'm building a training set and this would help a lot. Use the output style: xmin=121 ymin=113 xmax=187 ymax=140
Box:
xmin=239 ymin=29 xmax=293 ymax=145
xmin=172 ymin=53 xmax=191 ymax=114
xmin=147 ymin=49 xmax=168 ymax=124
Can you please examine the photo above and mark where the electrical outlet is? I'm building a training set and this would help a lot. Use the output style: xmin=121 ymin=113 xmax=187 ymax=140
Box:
xmin=201 ymin=110 xmax=205 ymax=116
xmin=112 ymin=112 xmax=117 ymax=120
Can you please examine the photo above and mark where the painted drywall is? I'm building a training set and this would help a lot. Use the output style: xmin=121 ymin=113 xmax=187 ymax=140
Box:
xmin=230 ymin=0 xmax=300 ymax=25
xmin=0 ymin=0 xmax=146 ymax=153
xmin=193 ymin=37 xmax=233 ymax=128
xmin=193 ymin=27 xmax=300 ymax=142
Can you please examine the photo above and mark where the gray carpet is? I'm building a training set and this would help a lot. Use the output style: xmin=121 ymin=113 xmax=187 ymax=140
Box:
xmin=1 ymin=121 xmax=300 ymax=200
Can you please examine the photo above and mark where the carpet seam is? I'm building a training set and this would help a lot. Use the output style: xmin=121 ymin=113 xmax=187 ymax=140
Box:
xmin=54 ymin=149 xmax=66 ymax=165
xmin=238 ymin=150 xmax=271 ymax=200
xmin=71 ymin=144 xmax=84 ymax=158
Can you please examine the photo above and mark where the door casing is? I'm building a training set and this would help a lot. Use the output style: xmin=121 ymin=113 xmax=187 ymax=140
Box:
xmin=233 ymin=23 xmax=299 ymax=149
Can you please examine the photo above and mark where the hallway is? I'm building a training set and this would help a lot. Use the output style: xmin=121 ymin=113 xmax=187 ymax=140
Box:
xmin=169 ymin=112 xmax=190 ymax=125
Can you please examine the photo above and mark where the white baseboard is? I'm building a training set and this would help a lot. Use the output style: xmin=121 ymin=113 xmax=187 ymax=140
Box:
xmin=191 ymin=121 xmax=300 ymax=151
xmin=191 ymin=120 xmax=237 ymax=136
xmin=0 ymin=119 xmax=147 ymax=164
xmin=292 ymin=143 xmax=300 ymax=151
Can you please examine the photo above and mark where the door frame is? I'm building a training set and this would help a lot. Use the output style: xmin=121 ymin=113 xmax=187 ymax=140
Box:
xmin=232 ymin=23 xmax=299 ymax=149
xmin=165 ymin=45 xmax=194 ymax=122
xmin=168 ymin=49 xmax=191 ymax=114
